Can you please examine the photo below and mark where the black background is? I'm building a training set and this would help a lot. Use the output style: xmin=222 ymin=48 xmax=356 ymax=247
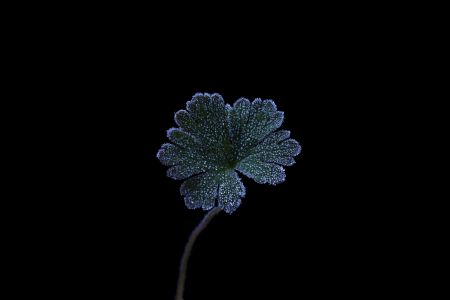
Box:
xmin=70 ymin=59 xmax=389 ymax=299
xmin=31 ymin=19 xmax=405 ymax=299
xmin=4 ymin=4 xmax=430 ymax=298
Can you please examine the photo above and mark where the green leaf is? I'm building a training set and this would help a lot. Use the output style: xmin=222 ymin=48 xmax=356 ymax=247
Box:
xmin=180 ymin=170 xmax=245 ymax=213
xmin=157 ymin=93 xmax=301 ymax=213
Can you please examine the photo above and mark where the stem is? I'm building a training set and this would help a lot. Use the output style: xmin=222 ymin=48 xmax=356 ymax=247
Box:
xmin=175 ymin=207 xmax=221 ymax=300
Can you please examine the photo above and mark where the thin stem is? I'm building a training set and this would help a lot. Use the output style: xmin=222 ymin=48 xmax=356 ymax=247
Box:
xmin=175 ymin=207 xmax=221 ymax=300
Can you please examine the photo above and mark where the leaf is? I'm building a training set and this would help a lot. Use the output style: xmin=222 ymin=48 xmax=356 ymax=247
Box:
xmin=217 ymin=171 xmax=245 ymax=213
xmin=175 ymin=93 xmax=228 ymax=148
xmin=235 ymin=129 xmax=301 ymax=185
xmin=180 ymin=170 xmax=246 ymax=213
xmin=157 ymin=93 xmax=301 ymax=213
xmin=237 ymin=157 xmax=287 ymax=185
xmin=180 ymin=172 xmax=219 ymax=211
xmin=228 ymin=98 xmax=284 ymax=161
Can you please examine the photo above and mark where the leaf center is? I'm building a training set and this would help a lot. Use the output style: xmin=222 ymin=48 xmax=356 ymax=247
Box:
xmin=222 ymin=139 xmax=238 ymax=169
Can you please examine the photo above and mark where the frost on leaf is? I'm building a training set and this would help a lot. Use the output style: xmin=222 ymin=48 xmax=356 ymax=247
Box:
xmin=157 ymin=93 xmax=301 ymax=213
xmin=235 ymin=130 xmax=301 ymax=185
xmin=180 ymin=170 xmax=245 ymax=214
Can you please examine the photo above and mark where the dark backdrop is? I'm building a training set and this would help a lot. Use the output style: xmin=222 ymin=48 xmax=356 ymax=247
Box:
xmin=47 ymin=29 xmax=398 ymax=299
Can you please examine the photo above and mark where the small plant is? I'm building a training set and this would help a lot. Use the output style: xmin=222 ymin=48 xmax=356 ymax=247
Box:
xmin=157 ymin=93 xmax=301 ymax=299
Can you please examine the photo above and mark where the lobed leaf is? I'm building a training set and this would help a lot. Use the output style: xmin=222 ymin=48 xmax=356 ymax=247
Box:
xmin=180 ymin=170 xmax=246 ymax=213
xmin=157 ymin=93 xmax=301 ymax=213
xmin=228 ymin=98 xmax=284 ymax=161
